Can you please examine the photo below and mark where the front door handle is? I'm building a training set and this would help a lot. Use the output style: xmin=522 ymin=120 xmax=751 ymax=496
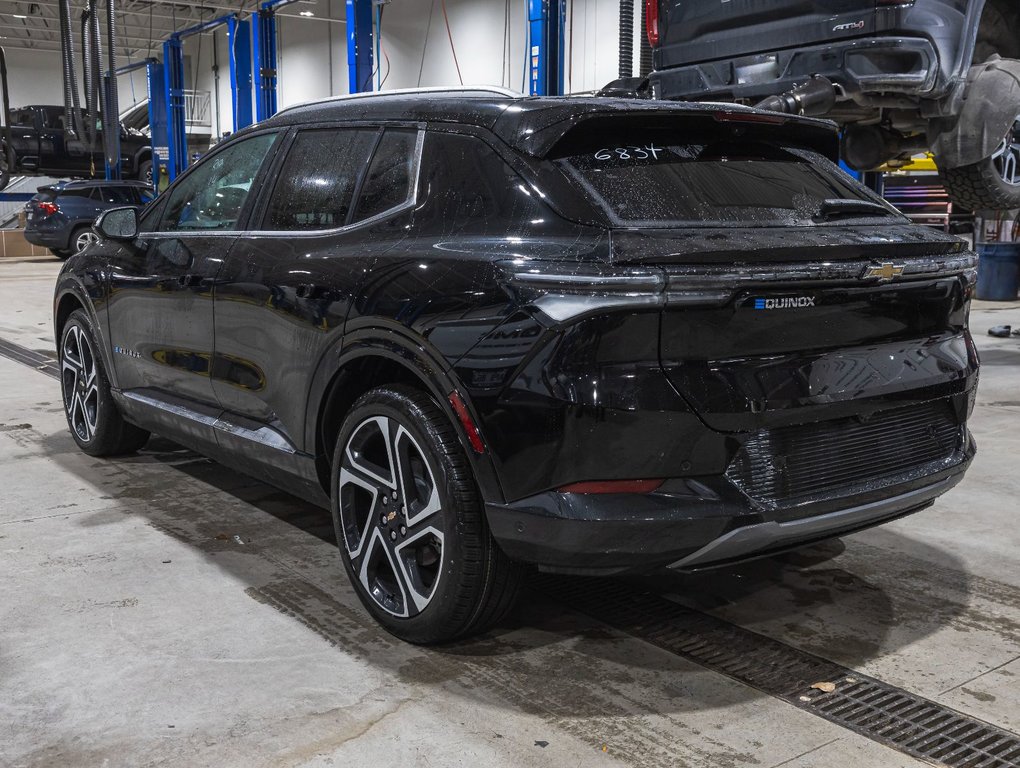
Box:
xmin=297 ymin=283 xmax=328 ymax=300
xmin=178 ymin=274 xmax=203 ymax=288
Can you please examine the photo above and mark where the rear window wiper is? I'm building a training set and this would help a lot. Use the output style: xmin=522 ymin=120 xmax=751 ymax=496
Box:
xmin=814 ymin=198 xmax=900 ymax=221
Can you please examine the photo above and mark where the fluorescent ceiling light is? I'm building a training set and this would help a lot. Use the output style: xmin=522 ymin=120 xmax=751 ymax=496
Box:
xmin=299 ymin=10 xmax=313 ymax=15
xmin=13 ymin=14 xmax=28 ymax=18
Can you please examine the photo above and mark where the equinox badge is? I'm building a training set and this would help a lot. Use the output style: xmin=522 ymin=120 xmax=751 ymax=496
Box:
xmin=753 ymin=297 xmax=816 ymax=309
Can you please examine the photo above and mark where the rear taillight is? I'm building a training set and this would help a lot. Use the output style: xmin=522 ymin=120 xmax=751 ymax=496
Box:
xmin=645 ymin=0 xmax=659 ymax=47
xmin=37 ymin=202 xmax=58 ymax=216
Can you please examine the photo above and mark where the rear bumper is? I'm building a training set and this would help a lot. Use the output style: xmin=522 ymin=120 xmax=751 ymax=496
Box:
xmin=485 ymin=437 xmax=973 ymax=575
xmin=651 ymin=37 xmax=940 ymax=103
xmin=23 ymin=227 xmax=68 ymax=249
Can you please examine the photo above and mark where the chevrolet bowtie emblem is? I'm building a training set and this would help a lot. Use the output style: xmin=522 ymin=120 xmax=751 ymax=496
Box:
xmin=863 ymin=262 xmax=905 ymax=281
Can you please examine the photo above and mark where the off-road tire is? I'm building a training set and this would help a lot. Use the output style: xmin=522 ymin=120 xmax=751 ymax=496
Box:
xmin=330 ymin=384 xmax=522 ymax=644
xmin=942 ymin=159 xmax=1020 ymax=211
xmin=137 ymin=159 xmax=153 ymax=187
xmin=59 ymin=309 xmax=150 ymax=457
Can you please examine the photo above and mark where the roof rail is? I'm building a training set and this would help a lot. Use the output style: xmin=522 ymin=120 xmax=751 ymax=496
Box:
xmin=276 ymin=85 xmax=525 ymax=116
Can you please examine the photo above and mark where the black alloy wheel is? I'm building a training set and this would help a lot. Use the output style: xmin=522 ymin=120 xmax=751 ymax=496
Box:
xmin=59 ymin=309 xmax=150 ymax=456
xmin=331 ymin=385 xmax=522 ymax=644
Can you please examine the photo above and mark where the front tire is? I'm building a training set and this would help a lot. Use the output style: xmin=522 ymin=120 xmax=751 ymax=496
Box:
xmin=331 ymin=385 xmax=522 ymax=644
xmin=49 ymin=248 xmax=72 ymax=260
xmin=59 ymin=309 xmax=150 ymax=456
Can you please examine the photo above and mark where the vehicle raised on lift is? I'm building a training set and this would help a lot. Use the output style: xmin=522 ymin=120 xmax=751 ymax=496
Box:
xmin=54 ymin=88 xmax=978 ymax=643
xmin=645 ymin=0 xmax=1020 ymax=210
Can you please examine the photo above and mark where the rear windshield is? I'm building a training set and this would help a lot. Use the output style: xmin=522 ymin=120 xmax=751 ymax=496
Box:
xmin=552 ymin=134 xmax=897 ymax=228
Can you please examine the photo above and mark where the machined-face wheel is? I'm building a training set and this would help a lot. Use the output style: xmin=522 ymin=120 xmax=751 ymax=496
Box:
xmin=330 ymin=385 xmax=523 ymax=644
xmin=74 ymin=229 xmax=100 ymax=253
xmin=338 ymin=415 xmax=445 ymax=618
xmin=991 ymin=116 xmax=1020 ymax=186
xmin=61 ymin=323 xmax=100 ymax=443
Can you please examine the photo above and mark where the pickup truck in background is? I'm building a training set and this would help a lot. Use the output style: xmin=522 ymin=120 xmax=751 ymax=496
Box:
xmin=3 ymin=105 xmax=152 ymax=184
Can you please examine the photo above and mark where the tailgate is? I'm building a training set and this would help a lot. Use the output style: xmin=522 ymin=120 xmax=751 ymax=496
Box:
xmin=659 ymin=0 xmax=878 ymax=68
xmin=631 ymin=228 xmax=979 ymax=432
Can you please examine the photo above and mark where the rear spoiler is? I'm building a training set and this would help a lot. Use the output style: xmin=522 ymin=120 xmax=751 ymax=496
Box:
xmin=493 ymin=101 xmax=840 ymax=163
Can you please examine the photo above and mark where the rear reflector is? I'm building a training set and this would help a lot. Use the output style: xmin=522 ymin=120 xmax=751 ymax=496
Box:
xmin=448 ymin=390 xmax=486 ymax=454
xmin=559 ymin=479 xmax=664 ymax=494
xmin=645 ymin=0 xmax=659 ymax=47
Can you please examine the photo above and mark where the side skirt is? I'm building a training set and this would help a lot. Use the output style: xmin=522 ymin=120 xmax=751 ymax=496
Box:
xmin=113 ymin=388 xmax=331 ymax=509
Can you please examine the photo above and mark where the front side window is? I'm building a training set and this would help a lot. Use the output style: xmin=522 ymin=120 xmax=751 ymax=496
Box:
xmin=12 ymin=110 xmax=36 ymax=128
xmin=262 ymin=128 xmax=378 ymax=231
xmin=160 ymin=132 xmax=277 ymax=232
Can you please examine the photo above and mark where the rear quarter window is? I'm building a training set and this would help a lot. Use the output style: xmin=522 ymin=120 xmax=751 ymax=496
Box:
xmin=414 ymin=131 xmax=549 ymax=235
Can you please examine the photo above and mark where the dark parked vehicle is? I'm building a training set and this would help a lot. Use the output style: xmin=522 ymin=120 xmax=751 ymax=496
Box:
xmin=53 ymin=88 xmax=978 ymax=643
xmin=4 ymin=105 xmax=152 ymax=183
xmin=24 ymin=180 xmax=153 ymax=259
xmin=646 ymin=0 xmax=1020 ymax=210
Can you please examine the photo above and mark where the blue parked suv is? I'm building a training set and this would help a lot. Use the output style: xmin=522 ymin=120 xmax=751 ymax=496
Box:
xmin=24 ymin=180 xmax=153 ymax=259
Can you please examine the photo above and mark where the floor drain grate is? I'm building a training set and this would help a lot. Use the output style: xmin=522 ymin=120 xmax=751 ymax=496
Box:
xmin=546 ymin=576 xmax=1020 ymax=768
xmin=0 ymin=337 xmax=59 ymax=380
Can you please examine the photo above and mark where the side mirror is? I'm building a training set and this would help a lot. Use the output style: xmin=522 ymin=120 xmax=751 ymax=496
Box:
xmin=95 ymin=206 xmax=138 ymax=241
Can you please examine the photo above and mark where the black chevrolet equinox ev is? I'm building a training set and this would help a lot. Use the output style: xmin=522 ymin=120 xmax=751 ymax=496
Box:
xmin=54 ymin=88 xmax=978 ymax=643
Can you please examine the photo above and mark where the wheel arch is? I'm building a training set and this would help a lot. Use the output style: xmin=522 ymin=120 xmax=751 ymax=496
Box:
xmin=307 ymin=327 xmax=505 ymax=505
xmin=53 ymin=280 xmax=117 ymax=388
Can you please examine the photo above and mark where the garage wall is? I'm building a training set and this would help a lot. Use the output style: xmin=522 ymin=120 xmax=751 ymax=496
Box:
xmin=1 ymin=0 xmax=639 ymax=136
xmin=375 ymin=0 xmax=625 ymax=94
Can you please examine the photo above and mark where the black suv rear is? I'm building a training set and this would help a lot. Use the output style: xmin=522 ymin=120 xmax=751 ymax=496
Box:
xmin=648 ymin=0 xmax=1020 ymax=210
xmin=54 ymin=90 xmax=978 ymax=643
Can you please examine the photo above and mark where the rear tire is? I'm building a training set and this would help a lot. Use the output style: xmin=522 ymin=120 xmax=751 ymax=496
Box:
xmin=330 ymin=384 xmax=522 ymax=644
xmin=59 ymin=309 xmax=150 ymax=457
xmin=941 ymin=115 xmax=1020 ymax=211
xmin=71 ymin=225 xmax=100 ymax=254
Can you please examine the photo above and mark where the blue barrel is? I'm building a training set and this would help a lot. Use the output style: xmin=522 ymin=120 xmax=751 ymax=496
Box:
xmin=976 ymin=242 xmax=1020 ymax=301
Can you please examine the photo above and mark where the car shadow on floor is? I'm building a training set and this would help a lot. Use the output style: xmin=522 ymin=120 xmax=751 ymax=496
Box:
xmin=40 ymin=432 xmax=988 ymax=730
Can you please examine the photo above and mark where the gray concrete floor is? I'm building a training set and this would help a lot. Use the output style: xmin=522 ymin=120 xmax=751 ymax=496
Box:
xmin=1 ymin=256 xmax=1018 ymax=768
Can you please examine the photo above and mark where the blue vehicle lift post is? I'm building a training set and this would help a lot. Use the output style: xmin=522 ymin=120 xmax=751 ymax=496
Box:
xmin=113 ymin=58 xmax=166 ymax=189
xmin=528 ymin=0 xmax=566 ymax=96
xmin=164 ymin=13 xmax=254 ymax=181
xmin=252 ymin=0 xmax=308 ymax=121
xmin=346 ymin=0 xmax=374 ymax=94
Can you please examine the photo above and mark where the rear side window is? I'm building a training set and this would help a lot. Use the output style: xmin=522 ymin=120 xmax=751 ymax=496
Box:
xmin=262 ymin=129 xmax=377 ymax=231
xmin=553 ymin=130 xmax=895 ymax=227
xmin=57 ymin=188 xmax=93 ymax=199
xmin=94 ymin=186 xmax=136 ymax=204
xmin=353 ymin=129 xmax=418 ymax=222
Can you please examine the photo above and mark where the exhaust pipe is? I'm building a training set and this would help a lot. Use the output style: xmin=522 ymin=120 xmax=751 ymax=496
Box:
xmin=755 ymin=75 xmax=837 ymax=117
